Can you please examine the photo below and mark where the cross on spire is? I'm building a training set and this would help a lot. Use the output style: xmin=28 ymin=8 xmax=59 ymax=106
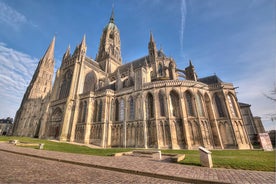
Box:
xmin=109 ymin=6 xmax=115 ymax=23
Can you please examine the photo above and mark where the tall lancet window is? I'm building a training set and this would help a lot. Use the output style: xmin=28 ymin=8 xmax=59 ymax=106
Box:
xmin=215 ymin=94 xmax=225 ymax=117
xmin=159 ymin=92 xmax=166 ymax=116
xmin=78 ymin=102 xmax=83 ymax=123
xmin=82 ymin=101 xmax=87 ymax=122
xmin=115 ymin=99 xmax=119 ymax=121
xmin=119 ymin=99 xmax=125 ymax=121
xmin=98 ymin=100 xmax=103 ymax=122
xmin=129 ymin=96 xmax=135 ymax=120
xmin=158 ymin=63 xmax=163 ymax=76
xmin=185 ymin=91 xmax=195 ymax=116
xmin=93 ymin=101 xmax=98 ymax=122
xmin=170 ymin=91 xmax=180 ymax=117
xmin=146 ymin=93 xmax=154 ymax=119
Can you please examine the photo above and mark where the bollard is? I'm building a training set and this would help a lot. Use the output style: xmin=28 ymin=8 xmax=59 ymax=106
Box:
xmin=199 ymin=146 xmax=213 ymax=168
xmin=39 ymin=143 xmax=44 ymax=150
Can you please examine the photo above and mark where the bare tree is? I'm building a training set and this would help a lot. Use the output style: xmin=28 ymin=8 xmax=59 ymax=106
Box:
xmin=264 ymin=84 xmax=276 ymax=102
xmin=264 ymin=83 xmax=276 ymax=121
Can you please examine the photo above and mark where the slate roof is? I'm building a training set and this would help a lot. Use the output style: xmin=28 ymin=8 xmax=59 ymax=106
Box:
xmin=238 ymin=102 xmax=251 ymax=107
xmin=198 ymin=75 xmax=223 ymax=85
xmin=114 ymin=55 xmax=149 ymax=74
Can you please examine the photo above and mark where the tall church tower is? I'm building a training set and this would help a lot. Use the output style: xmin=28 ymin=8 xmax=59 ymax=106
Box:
xmin=96 ymin=9 xmax=122 ymax=73
xmin=148 ymin=32 xmax=157 ymax=60
xmin=13 ymin=37 xmax=55 ymax=137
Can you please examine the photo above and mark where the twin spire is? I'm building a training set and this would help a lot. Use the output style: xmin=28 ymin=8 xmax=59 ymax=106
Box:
xmin=42 ymin=36 xmax=55 ymax=61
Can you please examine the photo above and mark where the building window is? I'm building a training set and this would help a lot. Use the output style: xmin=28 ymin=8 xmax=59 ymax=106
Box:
xmin=93 ymin=101 xmax=98 ymax=122
xmin=83 ymin=72 xmax=97 ymax=93
xmin=158 ymin=63 xmax=163 ymax=76
xmin=227 ymin=94 xmax=238 ymax=117
xmin=196 ymin=93 xmax=205 ymax=117
xmin=129 ymin=96 xmax=135 ymax=120
xmin=146 ymin=93 xmax=154 ymax=119
xmin=119 ymin=99 xmax=124 ymax=121
xmin=115 ymin=99 xmax=119 ymax=121
xmin=159 ymin=92 xmax=166 ymax=116
xmin=98 ymin=100 xmax=103 ymax=122
xmin=215 ymin=94 xmax=225 ymax=117
xmin=51 ymin=107 xmax=62 ymax=121
xmin=78 ymin=102 xmax=83 ymax=123
xmin=170 ymin=91 xmax=180 ymax=117
xmin=59 ymin=70 xmax=72 ymax=99
xmin=82 ymin=101 xmax=87 ymax=122
xmin=185 ymin=91 xmax=195 ymax=116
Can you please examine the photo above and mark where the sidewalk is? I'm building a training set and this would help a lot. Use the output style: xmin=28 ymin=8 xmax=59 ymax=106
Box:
xmin=0 ymin=142 xmax=274 ymax=184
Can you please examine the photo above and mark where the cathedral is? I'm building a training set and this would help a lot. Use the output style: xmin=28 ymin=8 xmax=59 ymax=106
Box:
xmin=13 ymin=11 xmax=253 ymax=150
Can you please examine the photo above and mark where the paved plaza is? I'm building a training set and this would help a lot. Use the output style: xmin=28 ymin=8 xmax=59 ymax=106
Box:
xmin=0 ymin=142 xmax=275 ymax=183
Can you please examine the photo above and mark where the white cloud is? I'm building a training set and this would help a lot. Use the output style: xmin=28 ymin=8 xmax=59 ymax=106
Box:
xmin=0 ymin=1 xmax=38 ymax=30
xmin=0 ymin=42 xmax=38 ymax=118
xmin=180 ymin=0 xmax=187 ymax=58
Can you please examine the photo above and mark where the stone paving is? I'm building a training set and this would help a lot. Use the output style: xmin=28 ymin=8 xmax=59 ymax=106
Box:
xmin=0 ymin=142 xmax=275 ymax=184
xmin=0 ymin=151 xmax=185 ymax=183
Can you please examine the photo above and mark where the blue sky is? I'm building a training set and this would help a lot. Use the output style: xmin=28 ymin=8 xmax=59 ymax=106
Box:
xmin=0 ymin=0 xmax=275 ymax=130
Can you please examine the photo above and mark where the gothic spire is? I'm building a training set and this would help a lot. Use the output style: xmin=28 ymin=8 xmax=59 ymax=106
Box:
xmin=63 ymin=44 xmax=70 ymax=60
xmin=150 ymin=31 xmax=155 ymax=43
xmin=78 ymin=34 xmax=87 ymax=56
xmin=80 ymin=34 xmax=86 ymax=48
xmin=148 ymin=31 xmax=157 ymax=58
xmin=189 ymin=60 xmax=194 ymax=67
xmin=42 ymin=36 xmax=55 ymax=60
xmin=109 ymin=7 xmax=115 ymax=23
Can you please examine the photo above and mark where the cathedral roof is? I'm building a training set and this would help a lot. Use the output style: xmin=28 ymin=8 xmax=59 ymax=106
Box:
xmin=114 ymin=48 xmax=166 ymax=74
xmin=198 ymin=75 xmax=223 ymax=84
xmin=114 ymin=55 xmax=149 ymax=74
xmin=157 ymin=49 xmax=166 ymax=57
xmin=238 ymin=102 xmax=251 ymax=107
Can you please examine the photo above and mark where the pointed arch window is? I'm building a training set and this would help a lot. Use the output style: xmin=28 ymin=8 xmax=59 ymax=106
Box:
xmin=115 ymin=99 xmax=119 ymax=121
xmin=78 ymin=102 xmax=83 ymax=123
xmin=227 ymin=94 xmax=238 ymax=117
xmin=59 ymin=70 xmax=72 ymax=99
xmin=158 ymin=63 xmax=163 ymax=76
xmin=146 ymin=93 xmax=154 ymax=119
xmin=82 ymin=101 xmax=87 ymax=122
xmin=215 ymin=94 xmax=225 ymax=117
xmin=93 ymin=101 xmax=98 ymax=122
xmin=97 ymin=100 xmax=103 ymax=122
xmin=185 ymin=91 xmax=195 ymax=116
xmin=159 ymin=92 xmax=165 ymax=116
xmin=129 ymin=96 xmax=135 ymax=120
xmin=196 ymin=93 xmax=205 ymax=117
xmin=83 ymin=72 xmax=97 ymax=93
xmin=119 ymin=99 xmax=125 ymax=121
xmin=170 ymin=91 xmax=180 ymax=117
xmin=51 ymin=107 xmax=62 ymax=121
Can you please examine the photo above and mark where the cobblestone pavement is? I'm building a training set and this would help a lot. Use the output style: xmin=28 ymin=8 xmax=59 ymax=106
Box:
xmin=0 ymin=151 xmax=185 ymax=183
xmin=0 ymin=142 xmax=275 ymax=184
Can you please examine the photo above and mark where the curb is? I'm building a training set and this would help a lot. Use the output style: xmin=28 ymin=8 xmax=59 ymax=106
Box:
xmin=0 ymin=148 xmax=230 ymax=184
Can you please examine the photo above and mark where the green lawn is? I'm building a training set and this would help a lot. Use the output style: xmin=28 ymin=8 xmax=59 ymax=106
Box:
xmin=0 ymin=136 xmax=133 ymax=156
xmin=1 ymin=136 xmax=275 ymax=172
xmin=162 ymin=149 xmax=275 ymax=172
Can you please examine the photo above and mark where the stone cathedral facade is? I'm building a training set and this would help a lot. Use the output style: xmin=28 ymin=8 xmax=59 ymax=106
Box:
xmin=13 ymin=11 xmax=252 ymax=150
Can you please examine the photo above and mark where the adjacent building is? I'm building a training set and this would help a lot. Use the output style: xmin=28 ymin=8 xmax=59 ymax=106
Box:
xmin=0 ymin=118 xmax=13 ymax=136
xmin=239 ymin=102 xmax=265 ymax=145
